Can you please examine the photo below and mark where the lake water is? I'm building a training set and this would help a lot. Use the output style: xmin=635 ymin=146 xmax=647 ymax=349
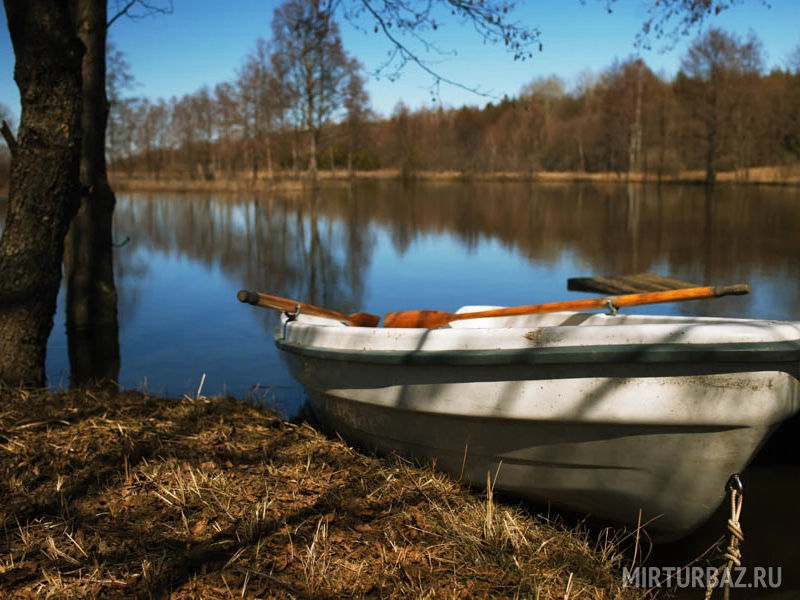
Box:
xmin=35 ymin=181 xmax=800 ymax=410
xmin=3 ymin=180 xmax=800 ymax=588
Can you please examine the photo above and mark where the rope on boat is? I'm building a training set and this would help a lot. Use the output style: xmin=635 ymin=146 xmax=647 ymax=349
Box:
xmin=704 ymin=474 xmax=744 ymax=600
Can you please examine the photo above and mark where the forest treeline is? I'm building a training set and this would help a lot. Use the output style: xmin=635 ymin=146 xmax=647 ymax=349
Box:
xmin=3 ymin=26 xmax=799 ymax=191
xmin=103 ymin=26 xmax=800 ymax=186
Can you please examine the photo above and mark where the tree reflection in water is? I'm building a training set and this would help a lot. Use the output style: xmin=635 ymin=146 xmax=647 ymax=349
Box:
xmin=9 ymin=183 xmax=799 ymax=583
xmin=9 ymin=181 xmax=799 ymax=397
xmin=112 ymin=189 xmax=375 ymax=322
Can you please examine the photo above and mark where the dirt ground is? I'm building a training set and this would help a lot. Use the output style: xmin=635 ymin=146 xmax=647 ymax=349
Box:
xmin=0 ymin=387 xmax=650 ymax=599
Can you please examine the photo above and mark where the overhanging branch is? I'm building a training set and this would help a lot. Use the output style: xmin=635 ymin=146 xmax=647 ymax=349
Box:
xmin=1 ymin=120 xmax=17 ymax=157
xmin=107 ymin=0 xmax=173 ymax=29
xmin=352 ymin=0 xmax=541 ymax=100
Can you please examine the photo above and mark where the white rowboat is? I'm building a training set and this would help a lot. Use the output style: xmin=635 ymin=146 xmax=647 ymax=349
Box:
xmin=275 ymin=308 xmax=800 ymax=540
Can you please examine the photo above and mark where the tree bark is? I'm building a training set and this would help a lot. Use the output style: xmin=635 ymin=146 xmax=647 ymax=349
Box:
xmin=308 ymin=127 xmax=319 ymax=184
xmin=64 ymin=0 xmax=120 ymax=387
xmin=0 ymin=0 xmax=84 ymax=386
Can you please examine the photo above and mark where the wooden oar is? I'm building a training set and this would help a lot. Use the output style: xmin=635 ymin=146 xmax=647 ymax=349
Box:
xmin=383 ymin=284 xmax=750 ymax=329
xmin=237 ymin=290 xmax=380 ymax=327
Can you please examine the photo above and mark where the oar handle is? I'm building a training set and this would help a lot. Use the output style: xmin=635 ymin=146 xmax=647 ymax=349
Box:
xmin=450 ymin=285 xmax=751 ymax=322
xmin=237 ymin=290 xmax=380 ymax=327
xmin=383 ymin=284 xmax=750 ymax=328
xmin=238 ymin=290 xmax=317 ymax=314
xmin=710 ymin=284 xmax=750 ymax=297
xmin=606 ymin=284 xmax=750 ymax=310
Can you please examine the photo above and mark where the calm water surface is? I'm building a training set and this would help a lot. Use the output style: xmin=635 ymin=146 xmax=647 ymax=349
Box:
xmin=39 ymin=181 xmax=800 ymax=407
xmin=4 ymin=181 xmax=800 ymax=584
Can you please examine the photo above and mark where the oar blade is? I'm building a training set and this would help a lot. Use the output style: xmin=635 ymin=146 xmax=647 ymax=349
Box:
xmin=348 ymin=312 xmax=381 ymax=327
xmin=383 ymin=310 xmax=454 ymax=329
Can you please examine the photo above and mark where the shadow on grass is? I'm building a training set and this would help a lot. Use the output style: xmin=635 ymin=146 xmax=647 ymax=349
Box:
xmin=0 ymin=386 xmax=644 ymax=599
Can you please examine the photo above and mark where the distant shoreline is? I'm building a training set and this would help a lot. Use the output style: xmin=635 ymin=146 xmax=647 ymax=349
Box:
xmin=3 ymin=165 xmax=799 ymax=198
xmin=108 ymin=165 xmax=800 ymax=193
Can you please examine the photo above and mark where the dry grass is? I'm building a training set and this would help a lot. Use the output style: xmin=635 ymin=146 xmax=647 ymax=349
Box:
xmin=0 ymin=386 xmax=651 ymax=598
xmin=108 ymin=164 xmax=800 ymax=193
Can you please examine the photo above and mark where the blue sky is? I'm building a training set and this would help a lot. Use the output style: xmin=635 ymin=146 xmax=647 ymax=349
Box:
xmin=1 ymin=1 xmax=799 ymax=122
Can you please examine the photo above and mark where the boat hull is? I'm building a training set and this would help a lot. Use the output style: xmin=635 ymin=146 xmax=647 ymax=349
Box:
xmin=275 ymin=311 xmax=800 ymax=540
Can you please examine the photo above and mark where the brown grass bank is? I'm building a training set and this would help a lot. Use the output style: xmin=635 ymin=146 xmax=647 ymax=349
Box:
xmin=0 ymin=387 xmax=650 ymax=599
xmin=109 ymin=164 xmax=800 ymax=193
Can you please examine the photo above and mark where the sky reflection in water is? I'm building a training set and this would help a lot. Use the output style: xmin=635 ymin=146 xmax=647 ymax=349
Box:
xmin=37 ymin=181 xmax=800 ymax=417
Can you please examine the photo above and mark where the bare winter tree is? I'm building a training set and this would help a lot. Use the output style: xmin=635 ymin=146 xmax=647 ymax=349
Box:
xmin=0 ymin=0 xmax=83 ymax=385
xmin=343 ymin=60 xmax=372 ymax=177
xmin=0 ymin=0 xmax=171 ymax=387
xmin=213 ymin=82 xmax=241 ymax=178
xmin=271 ymin=0 xmax=355 ymax=182
xmin=676 ymin=28 xmax=763 ymax=185
xmin=787 ymin=44 xmax=800 ymax=160
xmin=593 ymin=59 xmax=657 ymax=177
xmin=237 ymin=38 xmax=284 ymax=182
xmin=65 ymin=0 xmax=121 ymax=387
xmin=138 ymin=98 xmax=170 ymax=178
xmin=64 ymin=0 xmax=171 ymax=388
xmin=105 ymin=41 xmax=136 ymax=168
xmin=0 ymin=0 xmax=763 ymax=387
xmin=390 ymin=102 xmax=421 ymax=180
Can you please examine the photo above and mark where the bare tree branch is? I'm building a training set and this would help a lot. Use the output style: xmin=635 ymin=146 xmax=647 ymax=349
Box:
xmin=633 ymin=0 xmax=771 ymax=50
xmin=344 ymin=0 xmax=541 ymax=100
xmin=107 ymin=0 xmax=136 ymax=28
xmin=107 ymin=0 xmax=173 ymax=29
xmin=358 ymin=1 xmax=475 ymax=94
xmin=1 ymin=121 xmax=16 ymax=157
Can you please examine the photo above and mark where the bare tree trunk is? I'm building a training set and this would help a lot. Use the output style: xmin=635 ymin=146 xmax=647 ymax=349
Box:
xmin=347 ymin=149 xmax=354 ymax=179
xmin=265 ymin=135 xmax=273 ymax=181
xmin=64 ymin=0 xmax=120 ymax=387
xmin=705 ymin=87 xmax=719 ymax=186
xmin=0 ymin=0 xmax=84 ymax=386
xmin=291 ymin=133 xmax=299 ymax=178
xmin=656 ymin=96 xmax=667 ymax=185
xmin=308 ymin=127 xmax=318 ymax=184
xmin=705 ymin=124 xmax=717 ymax=186
xmin=628 ymin=62 xmax=644 ymax=179
xmin=250 ymin=138 xmax=259 ymax=183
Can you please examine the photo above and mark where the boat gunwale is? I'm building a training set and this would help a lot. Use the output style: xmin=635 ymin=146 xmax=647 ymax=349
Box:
xmin=276 ymin=338 xmax=800 ymax=366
